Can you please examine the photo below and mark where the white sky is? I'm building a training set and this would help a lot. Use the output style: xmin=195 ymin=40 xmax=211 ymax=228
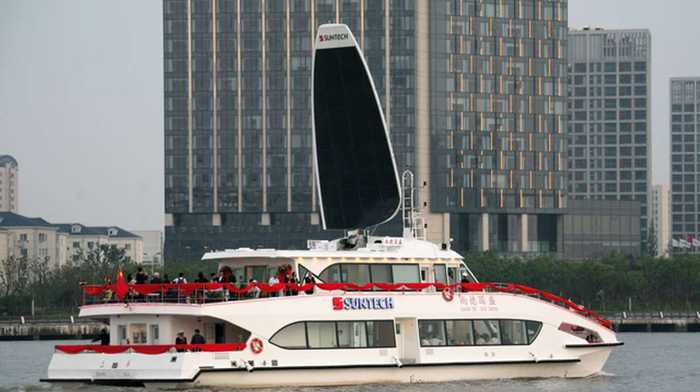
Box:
xmin=1 ymin=0 xmax=697 ymax=230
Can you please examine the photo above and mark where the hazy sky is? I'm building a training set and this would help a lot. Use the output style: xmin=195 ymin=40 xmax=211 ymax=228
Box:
xmin=1 ymin=1 xmax=698 ymax=231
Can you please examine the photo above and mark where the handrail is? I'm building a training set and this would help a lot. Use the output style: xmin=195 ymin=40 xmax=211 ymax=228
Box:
xmin=55 ymin=343 xmax=246 ymax=354
xmin=80 ymin=282 xmax=612 ymax=330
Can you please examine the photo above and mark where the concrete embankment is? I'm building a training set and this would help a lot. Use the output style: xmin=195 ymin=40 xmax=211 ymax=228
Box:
xmin=604 ymin=311 xmax=700 ymax=332
xmin=0 ymin=318 xmax=104 ymax=341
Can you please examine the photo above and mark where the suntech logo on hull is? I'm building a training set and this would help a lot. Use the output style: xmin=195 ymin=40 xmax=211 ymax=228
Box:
xmin=332 ymin=297 xmax=394 ymax=310
xmin=319 ymin=33 xmax=349 ymax=42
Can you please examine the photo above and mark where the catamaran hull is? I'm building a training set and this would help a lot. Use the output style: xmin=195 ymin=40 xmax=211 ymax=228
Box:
xmin=188 ymin=354 xmax=612 ymax=388
xmin=44 ymin=347 xmax=613 ymax=388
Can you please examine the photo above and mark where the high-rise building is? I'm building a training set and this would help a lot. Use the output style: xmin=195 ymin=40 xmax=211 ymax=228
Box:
xmin=0 ymin=155 xmax=18 ymax=213
xmin=567 ymin=28 xmax=651 ymax=249
xmin=670 ymin=77 xmax=700 ymax=251
xmin=163 ymin=0 xmax=569 ymax=260
xmin=650 ymin=184 xmax=670 ymax=256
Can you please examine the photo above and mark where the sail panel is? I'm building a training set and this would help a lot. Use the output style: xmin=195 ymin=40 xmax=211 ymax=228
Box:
xmin=312 ymin=24 xmax=401 ymax=230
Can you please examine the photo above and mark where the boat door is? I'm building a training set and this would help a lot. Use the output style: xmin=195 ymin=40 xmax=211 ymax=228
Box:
xmin=395 ymin=318 xmax=418 ymax=365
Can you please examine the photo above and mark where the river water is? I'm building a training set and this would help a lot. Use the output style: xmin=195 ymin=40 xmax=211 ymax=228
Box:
xmin=1 ymin=333 xmax=698 ymax=392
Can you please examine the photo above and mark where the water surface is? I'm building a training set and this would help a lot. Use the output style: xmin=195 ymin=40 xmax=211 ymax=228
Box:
xmin=1 ymin=333 xmax=698 ymax=392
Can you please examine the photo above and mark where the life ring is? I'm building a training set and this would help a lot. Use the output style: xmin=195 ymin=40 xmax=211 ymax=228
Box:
xmin=250 ymin=338 xmax=264 ymax=354
xmin=442 ymin=287 xmax=454 ymax=302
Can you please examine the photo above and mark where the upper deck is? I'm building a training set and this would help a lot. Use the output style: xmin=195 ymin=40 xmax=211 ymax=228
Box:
xmin=201 ymin=236 xmax=463 ymax=263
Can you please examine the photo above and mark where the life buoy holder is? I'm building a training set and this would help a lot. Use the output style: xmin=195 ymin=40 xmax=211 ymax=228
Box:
xmin=442 ymin=286 xmax=454 ymax=302
xmin=250 ymin=338 xmax=264 ymax=354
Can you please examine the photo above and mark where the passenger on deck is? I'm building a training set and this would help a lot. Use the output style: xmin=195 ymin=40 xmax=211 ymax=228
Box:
xmin=268 ymin=274 xmax=280 ymax=297
xmin=173 ymin=273 xmax=187 ymax=284
xmin=195 ymin=272 xmax=209 ymax=283
xmin=175 ymin=331 xmax=187 ymax=352
xmin=249 ymin=279 xmax=261 ymax=298
xmin=288 ymin=272 xmax=299 ymax=296
xmin=135 ymin=267 xmax=148 ymax=284
xmin=150 ymin=272 xmax=162 ymax=284
xmin=191 ymin=329 xmax=206 ymax=351
xmin=303 ymin=272 xmax=315 ymax=295
xmin=91 ymin=328 xmax=109 ymax=345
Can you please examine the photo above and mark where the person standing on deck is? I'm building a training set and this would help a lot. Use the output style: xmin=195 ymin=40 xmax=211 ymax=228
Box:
xmin=268 ymin=274 xmax=280 ymax=297
xmin=175 ymin=331 xmax=187 ymax=352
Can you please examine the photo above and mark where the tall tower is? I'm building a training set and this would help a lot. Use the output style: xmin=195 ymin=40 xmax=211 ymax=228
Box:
xmin=163 ymin=0 xmax=569 ymax=260
xmin=431 ymin=0 xmax=570 ymax=254
xmin=0 ymin=155 xmax=18 ymax=213
xmin=567 ymin=28 xmax=651 ymax=250
xmin=670 ymin=77 xmax=700 ymax=253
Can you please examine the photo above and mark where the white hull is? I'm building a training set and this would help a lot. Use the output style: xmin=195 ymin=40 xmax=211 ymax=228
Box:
xmin=189 ymin=351 xmax=612 ymax=388
xmin=47 ymin=348 xmax=612 ymax=388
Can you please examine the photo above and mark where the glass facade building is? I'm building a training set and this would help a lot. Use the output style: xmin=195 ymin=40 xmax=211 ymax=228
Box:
xmin=164 ymin=0 xmax=569 ymax=260
xmin=566 ymin=28 xmax=651 ymax=249
xmin=670 ymin=78 xmax=700 ymax=251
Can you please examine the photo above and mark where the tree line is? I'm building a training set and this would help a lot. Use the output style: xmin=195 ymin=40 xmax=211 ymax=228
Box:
xmin=1 ymin=249 xmax=699 ymax=317
xmin=466 ymin=252 xmax=700 ymax=312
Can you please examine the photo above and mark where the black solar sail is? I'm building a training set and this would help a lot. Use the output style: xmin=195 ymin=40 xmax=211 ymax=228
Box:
xmin=312 ymin=24 xmax=401 ymax=231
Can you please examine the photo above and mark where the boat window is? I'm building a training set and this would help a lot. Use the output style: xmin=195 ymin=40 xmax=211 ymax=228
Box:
xmin=446 ymin=320 xmax=474 ymax=346
xmin=448 ymin=267 xmax=459 ymax=284
xmin=149 ymin=324 xmax=160 ymax=344
xmin=366 ymin=320 xmax=396 ymax=348
xmin=307 ymin=322 xmax=338 ymax=348
xmin=337 ymin=321 xmax=368 ymax=348
xmin=270 ymin=322 xmax=307 ymax=349
xmin=320 ymin=264 xmax=341 ymax=283
xmin=526 ymin=321 xmax=542 ymax=344
xmin=474 ymin=320 xmax=501 ymax=345
xmin=419 ymin=319 xmax=540 ymax=347
xmin=558 ymin=322 xmax=601 ymax=343
xmin=246 ymin=266 xmax=267 ymax=283
xmin=318 ymin=263 xmax=420 ymax=284
xmin=419 ymin=320 xmax=447 ymax=346
xmin=130 ymin=323 xmax=147 ymax=344
xmin=433 ymin=264 xmax=448 ymax=283
xmin=340 ymin=264 xmax=371 ymax=285
xmin=392 ymin=265 xmax=420 ymax=283
xmin=270 ymin=320 xmax=395 ymax=349
xmin=117 ymin=325 xmax=127 ymax=344
xmin=370 ymin=264 xmax=392 ymax=283
xmin=500 ymin=320 xmax=528 ymax=345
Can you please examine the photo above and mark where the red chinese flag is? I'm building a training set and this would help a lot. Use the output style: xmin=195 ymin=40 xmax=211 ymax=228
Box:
xmin=115 ymin=268 xmax=129 ymax=300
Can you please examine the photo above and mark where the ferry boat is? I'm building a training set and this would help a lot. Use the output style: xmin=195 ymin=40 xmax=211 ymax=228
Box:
xmin=43 ymin=24 xmax=622 ymax=388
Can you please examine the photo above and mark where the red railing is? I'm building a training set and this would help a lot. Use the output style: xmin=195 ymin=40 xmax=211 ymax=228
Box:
xmin=81 ymin=281 xmax=612 ymax=329
xmin=55 ymin=343 xmax=246 ymax=355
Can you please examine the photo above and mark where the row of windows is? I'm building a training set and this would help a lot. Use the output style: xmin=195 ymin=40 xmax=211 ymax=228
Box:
xmin=571 ymin=61 xmax=647 ymax=73
xmin=270 ymin=320 xmax=395 ymax=350
xmin=671 ymin=115 xmax=700 ymax=123
xmin=570 ymin=110 xmax=646 ymax=121
xmin=570 ymin=135 xmax=647 ymax=145
xmin=570 ymin=122 xmax=647 ymax=133
xmin=418 ymin=319 xmax=542 ymax=347
xmin=570 ymin=170 xmax=647 ymax=181
xmin=569 ymin=98 xmax=647 ymax=109
xmin=570 ymin=74 xmax=647 ymax=85
xmin=317 ymin=263 xmax=457 ymax=285
xmin=570 ymin=183 xmax=647 ymax=193
xmin=571 ymin=86 xmax=647 ymax=97
xmin=671 ymin=104 xmax=699 ymax=113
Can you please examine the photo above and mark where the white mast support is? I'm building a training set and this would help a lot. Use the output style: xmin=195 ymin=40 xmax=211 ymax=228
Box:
xmin=401 ymin=170 xmax=426 ymax=240
xmin=401 ymin=170 xmax=414 ymax=238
